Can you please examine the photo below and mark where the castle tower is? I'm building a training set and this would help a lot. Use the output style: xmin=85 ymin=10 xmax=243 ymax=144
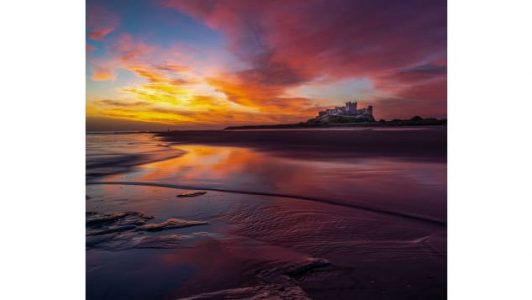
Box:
xmin=346 ymin=101 xmax=358 ymax=114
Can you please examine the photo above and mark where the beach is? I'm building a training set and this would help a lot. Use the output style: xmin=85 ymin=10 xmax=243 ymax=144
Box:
xmin=86 ymin=127 xmax=447 ymax=299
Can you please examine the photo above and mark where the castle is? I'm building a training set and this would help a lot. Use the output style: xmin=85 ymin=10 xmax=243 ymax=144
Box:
xmin=317 ymin=101 xmax=374 ymax=121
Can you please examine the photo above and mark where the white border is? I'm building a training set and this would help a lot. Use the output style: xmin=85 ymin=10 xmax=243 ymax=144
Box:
xmin=1 ymin=0 xmax=532 ymax=299
xmin=0 ymin=0 xmax=85 ymax=299
xmin=449 ymin=0 xmax=532 ymax=299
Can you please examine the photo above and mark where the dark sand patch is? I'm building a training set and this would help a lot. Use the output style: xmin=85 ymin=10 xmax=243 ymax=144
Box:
xmin=86 ymin=211 xmax=153 ymax=228
xmin=87 ymin=211 xmax=209 ymax=249
xmin=177 ymin=191 xmax=207 ymax=198
xmin=137 ymin=218 xmax=208 ymax=232
xmin=87 ymin=231 xmax=213 ymax=250
xmin=180 ymin=283 xmax=311 ymax=300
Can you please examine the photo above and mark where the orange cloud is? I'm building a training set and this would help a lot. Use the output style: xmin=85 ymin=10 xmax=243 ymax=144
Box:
xmin=88 ymin=52 xmax=324 ymax=125
xmin=206 ymin=71 xmax=320 ymax=117
xmin=91 ymin=68 xmax=115 ymax=81
xmin=128 ymin=66 xmax=169 ymax=83
xmin=157 ymin=64 xmax=191 ymax=73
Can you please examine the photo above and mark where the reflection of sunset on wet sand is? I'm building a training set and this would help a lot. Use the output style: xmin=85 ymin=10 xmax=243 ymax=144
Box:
xmin=106 ymin=144 xmax=446 ymax=222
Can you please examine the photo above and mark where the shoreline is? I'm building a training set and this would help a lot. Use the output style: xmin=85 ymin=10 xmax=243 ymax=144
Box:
xmin=85 ymin=123 xmax=447 ymax=135
xmin=225 ymin=120 xmax=447 ymax=130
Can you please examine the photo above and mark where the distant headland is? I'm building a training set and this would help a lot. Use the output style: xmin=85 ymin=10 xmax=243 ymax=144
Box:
xmin=225 ymin=100 xmax=446 ymax=130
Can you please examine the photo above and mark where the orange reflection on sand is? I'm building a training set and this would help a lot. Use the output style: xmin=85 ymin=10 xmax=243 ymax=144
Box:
xmin=133 ymin=145 xmax=269 ymax=183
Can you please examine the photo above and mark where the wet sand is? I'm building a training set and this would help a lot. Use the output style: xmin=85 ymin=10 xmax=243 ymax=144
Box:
xmin=86 ymin=128 xmax=446 ymax=299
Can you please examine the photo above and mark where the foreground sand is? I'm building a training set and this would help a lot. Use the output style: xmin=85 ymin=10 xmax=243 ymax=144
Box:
xmin=86 ymin=128 xmax=446 ymax=299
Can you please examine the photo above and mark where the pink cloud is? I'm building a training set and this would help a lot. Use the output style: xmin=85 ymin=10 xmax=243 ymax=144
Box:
xmin=110 ymin=34 xmax=154 ymax=62
xmin=88 ymin=34 xmax=155 ymax=82
xmin=86 ymin=44 xmax=97 ymax=52
xmin=87 ymin=5 xmax=119 ymax=41
xmin=88 ymin=28 xmax=114 ymax=40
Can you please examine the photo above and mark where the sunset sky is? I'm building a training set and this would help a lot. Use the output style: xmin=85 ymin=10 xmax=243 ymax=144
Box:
xmin=87 ymin=0 xmax=446 ymax=130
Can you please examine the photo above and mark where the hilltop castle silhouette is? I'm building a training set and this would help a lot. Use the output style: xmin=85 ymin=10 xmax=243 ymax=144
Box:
xmin=317 ymin=100 xmax=374 ymax=120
